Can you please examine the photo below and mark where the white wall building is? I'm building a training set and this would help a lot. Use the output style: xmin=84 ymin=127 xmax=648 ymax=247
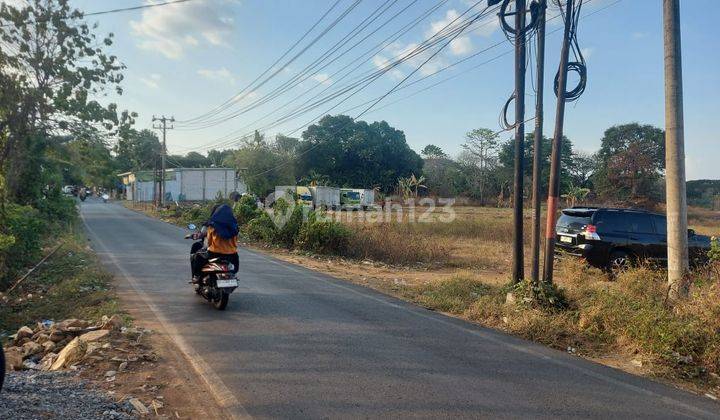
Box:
xmin=118 ymin=168 xmax=246 ymax=202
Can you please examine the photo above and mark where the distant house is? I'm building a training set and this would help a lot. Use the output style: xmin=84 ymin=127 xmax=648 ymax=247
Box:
xmin=118 ymin=167 xmax=247 ymax=202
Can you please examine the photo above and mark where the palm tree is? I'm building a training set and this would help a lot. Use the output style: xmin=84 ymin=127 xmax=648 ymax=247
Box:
xmin=562 ymin=185 xmax=591 ymax=207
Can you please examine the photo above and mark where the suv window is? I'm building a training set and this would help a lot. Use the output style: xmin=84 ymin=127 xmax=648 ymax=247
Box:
xmin=626 ymin=213 xmax=654 ymax=233
xmin=595 ymin=211 xmax=630 ymax=232
xmin=557 ymin=211 xmax=593 ymax=231
xmin=652 ymin=215 xmax=667 ymax=235
xmin=596 ymin=211 xmax=654 ymax=233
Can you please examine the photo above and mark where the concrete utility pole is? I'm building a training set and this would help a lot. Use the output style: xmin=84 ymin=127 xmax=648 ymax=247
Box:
xmin=511 ymin=0 xmax=527 ymax=284
xmin=530 ymin=0 xmax=546 ymax=285
xmin=663 ymin=0 xmax=689 ymax=299
xmin=542 ymin=0 xmax=573 ymax=284
xmin=152 ymin=115 xmax=175 ymax=207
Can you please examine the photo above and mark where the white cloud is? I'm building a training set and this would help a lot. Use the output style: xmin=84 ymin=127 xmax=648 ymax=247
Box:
xmin=311 ymin=73 xmax=332 ymax=85
xmin=129 ymin=0 xmax=237 ymax=59
xmin=580 ymin=47 xmax=594 ymax=59
xmin=427 ymin=9 xmax=461 ymax=39
xmin=632 ymin=32 xmax=648 ymax=40
xmin=139 ymin=73 xmax=161 ymax=89
xmin=449 ymin=36 xmax=472 ymax=56
xmin=197 ymin=67 xmax=236 ymax=85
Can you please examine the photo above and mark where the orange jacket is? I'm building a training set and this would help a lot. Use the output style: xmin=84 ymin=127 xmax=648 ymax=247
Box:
xmin=207 ymin=226 xmax=237 ymax=254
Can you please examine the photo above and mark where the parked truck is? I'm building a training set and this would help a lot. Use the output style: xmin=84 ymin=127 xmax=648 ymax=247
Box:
xmin=275 ymin=186 xmax=313 ymax=208
xmin=309 ymin=186 xmax=341 ymax=210
xmin=340 ymin=188 xmax=375 ymax=210
xmin=357 ymin=188 xmax=375 ymax=210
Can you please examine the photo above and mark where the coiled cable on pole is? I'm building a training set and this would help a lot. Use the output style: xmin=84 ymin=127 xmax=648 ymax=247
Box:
xmin=553 ymin=0 xmax=587 ymax=101
xmin=497 ymin=0 xmax=544 ymax=43
xmin=499 ymin=92 xmax=516 ymax=130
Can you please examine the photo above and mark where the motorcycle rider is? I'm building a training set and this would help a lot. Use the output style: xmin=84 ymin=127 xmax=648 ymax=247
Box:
xmin=191 ymin=204 xmax=239 ymax=283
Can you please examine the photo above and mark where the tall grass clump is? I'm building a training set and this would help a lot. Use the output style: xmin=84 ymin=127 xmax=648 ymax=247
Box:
xmin=415 ymin=274 xmax=497 ymax=314
xmin=346 ymin=223 xmax=451 ymax=266
xmin=296 ymin=212 xmax=350 ymax=255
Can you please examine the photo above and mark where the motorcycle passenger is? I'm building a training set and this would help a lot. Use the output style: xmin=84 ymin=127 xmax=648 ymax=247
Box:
xmin=190 ymin=204 xmax=240 ymax=283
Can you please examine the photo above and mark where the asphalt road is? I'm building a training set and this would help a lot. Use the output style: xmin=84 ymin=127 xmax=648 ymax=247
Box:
xmin=80 ymin=200 xmax=719 ymax=419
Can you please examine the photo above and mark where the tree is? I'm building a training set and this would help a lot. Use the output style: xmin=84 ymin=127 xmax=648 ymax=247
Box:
xmin=462 ymin=128 xmax=500 ymax=204
xmin=423 ymin=156 xmax=467 ymax=197
xmin=230 ymin=135 xmax=294 ymax=197
xmin=498 ymin=134 xmax=575 ymax=198
xmin=562 ymin=185 xmax=591 ymax=207
xmin=207 ymin=149 xmax=234 ymax=167
xmin=274 ymin=134 xmax=300 ymax=156
xmin=114 ymin=129 xmax=161 ymax=171
xmin=593 ymin=123 xmax=665 ymax=204
xmin=421 ymin=144 xmax=446 ymax=159
xmin=297 ymin=115 xmax=422 ymax=191
xmin=0 ymin=0 xmax=134 ymax=201
xmin=170 ymin=151 xmax=208 ymax=168
xmin=568 ymin=150 xmax=595 ymax=188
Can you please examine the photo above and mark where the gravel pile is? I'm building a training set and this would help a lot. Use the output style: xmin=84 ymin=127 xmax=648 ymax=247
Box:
xmin=0 ymin=371 xmax=136 ymax=419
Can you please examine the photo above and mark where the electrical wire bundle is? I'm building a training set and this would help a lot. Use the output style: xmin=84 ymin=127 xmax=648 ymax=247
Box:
xmin=169 ymin=0 xmax=500 ymax=153
xmin=174 ymin=0 xmax=497 ymax=132
xmin=553 ymin=0 xmax=586 ymax=101
xmin=497 ymin=0 xmax=546 ymax=130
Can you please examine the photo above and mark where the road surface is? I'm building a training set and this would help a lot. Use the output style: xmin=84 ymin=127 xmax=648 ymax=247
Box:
xmin=80 ymin=200 xmax=719 ymax=419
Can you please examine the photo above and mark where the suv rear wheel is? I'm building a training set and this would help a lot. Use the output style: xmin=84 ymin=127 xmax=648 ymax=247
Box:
xmin=609 ymin=250 xmax=630 ymax=274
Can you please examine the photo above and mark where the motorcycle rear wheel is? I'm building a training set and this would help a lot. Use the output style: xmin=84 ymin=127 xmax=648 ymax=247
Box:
xmin=212 ymin=291 xmax=229 ymax=310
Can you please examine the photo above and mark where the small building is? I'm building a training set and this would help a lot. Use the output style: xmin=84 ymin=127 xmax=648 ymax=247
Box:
xmin=118 ymin=167 xmax=246 ymax=202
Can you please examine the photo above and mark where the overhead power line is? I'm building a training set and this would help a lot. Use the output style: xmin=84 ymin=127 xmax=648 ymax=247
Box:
xmin=174 ymin=0 xmax=450 ymax=134
xmin=172 ymin=0 xmax=493 ymax=151
xmin=0 ymin=0 xmax=196 ymax=27
xmin=176 ymin=0 xmax=491 ymax=132
xmin=176 ymin=0 xmax=346 ymax=125
xmin=176 ymin=0 xmax=363 ymax=125
xmin=172 ymin=0 xmax=621 ymax=157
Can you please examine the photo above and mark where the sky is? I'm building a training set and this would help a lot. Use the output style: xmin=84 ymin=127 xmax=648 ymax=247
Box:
xmin=5 ymin=0 xmax=719 ymax=180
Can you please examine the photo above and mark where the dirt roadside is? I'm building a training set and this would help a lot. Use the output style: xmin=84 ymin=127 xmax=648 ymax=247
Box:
xmin=1 ymin=229 xmax=233 ymax=419
xmin=107 ymin=283 xmax=232 ymax=419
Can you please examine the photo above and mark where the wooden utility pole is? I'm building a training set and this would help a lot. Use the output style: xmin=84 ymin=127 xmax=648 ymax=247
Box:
xmin=542 ymin=0 xmax=573 ymax=284
xmin=511 ymin=0 xmax=527 ymax=284
xmin=152 ymin=115 xmax=174 ymax=207
xmin=663 ymin=0 xmax=689 ymax=299
xmin=530 ymin=0 xmax=546 ymax=285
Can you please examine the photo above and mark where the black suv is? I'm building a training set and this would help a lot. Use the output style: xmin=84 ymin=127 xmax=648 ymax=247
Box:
xmin=554 ymin=207 xmax=712 ymax=270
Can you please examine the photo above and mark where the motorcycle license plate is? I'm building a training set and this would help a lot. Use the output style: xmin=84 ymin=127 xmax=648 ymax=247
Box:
xmin=560 ymin=235 xmax=573 ymax=243
xmin=216 ymin=279 xmax=238 ymax=288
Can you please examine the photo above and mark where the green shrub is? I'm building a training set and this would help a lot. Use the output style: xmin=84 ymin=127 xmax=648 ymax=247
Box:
xmin=507 ymin=280 xmax=570 ymax=312
xmin=244 ymin=212 xmax=277 ymax=242
xmin=234 ymin=195 xmax=260 ymax=225
xmin=709 ymin=236 xmax=720 ymax=262
xmin=0 ymin=203 xmax=45 ymax=286
xmin=35 ymin=191 xmax=77 ymax=225
xmin=273 ymin=205 xmax=304 ymax=248
xmin=296 ymin=219 xmax=350 ymax=255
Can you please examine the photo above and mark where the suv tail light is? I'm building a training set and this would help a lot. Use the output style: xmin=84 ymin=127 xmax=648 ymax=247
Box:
xmin=583 ymin=224 xmax=601 ymax=240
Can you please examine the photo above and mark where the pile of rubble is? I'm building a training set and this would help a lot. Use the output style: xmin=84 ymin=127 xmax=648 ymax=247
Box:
xmin=4 ymin=315 xmax=126 ymax=372
xmin=3 ymin=315 xmax=168 ymax=416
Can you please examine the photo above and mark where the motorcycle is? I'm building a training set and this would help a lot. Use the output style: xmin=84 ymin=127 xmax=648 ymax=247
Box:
xmin=185 ymin=224 xmax=238 ymax=310
xmin=102 ymin=193 xmax=109 ymax=203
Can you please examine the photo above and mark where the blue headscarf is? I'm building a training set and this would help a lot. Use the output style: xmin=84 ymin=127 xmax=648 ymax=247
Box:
xmin=207 ymin=204 xmax=239 ymax=239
